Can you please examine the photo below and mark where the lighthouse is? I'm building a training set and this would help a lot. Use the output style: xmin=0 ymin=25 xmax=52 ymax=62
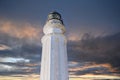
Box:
xmin=40 ymin=11 xmax=68 ymax=80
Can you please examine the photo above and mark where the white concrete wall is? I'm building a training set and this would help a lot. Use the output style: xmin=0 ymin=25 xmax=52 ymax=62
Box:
xmin=40 ymin=19 xmax=68 ymax=80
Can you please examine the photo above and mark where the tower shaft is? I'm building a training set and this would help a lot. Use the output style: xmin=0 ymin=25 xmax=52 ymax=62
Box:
xmin=40 ymin=12 xmax=68 ymax=80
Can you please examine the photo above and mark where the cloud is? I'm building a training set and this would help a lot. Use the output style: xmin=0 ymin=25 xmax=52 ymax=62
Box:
xmin=0 ymin=43 xmax=41 ymax=75
xmin=68 ymin=61 xmax=118 ymax=76
xmin=0 ymin=20 xmax=42 ymax=57
xmin=0 ymin=64 xmax=14 ymax=72
xmin=70 ymin=74 xmax=120 ymax=79
xmin=0 ymin=74 xmax=40 ymax=80
xmin=0 ymin=20 xmax=41 ymax=76
xmin=67 ymin=32 xmax=120 ymax=74
xmin=0 ymin=62 xmax=39 ymax=76
xmin=0 ymin=20 xmax=43 ymax=42
xmin=0 ymin=57 xmax=30 ymax=63
xmin=0 ymin=44 xmax=12 ymax=50
xmin=0 ymin=20 xmax=120 ymax=77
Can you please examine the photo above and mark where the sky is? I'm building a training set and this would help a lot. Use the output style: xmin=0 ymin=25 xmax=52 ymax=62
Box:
xmin=0 ymin=0 xmax=120 ymax=80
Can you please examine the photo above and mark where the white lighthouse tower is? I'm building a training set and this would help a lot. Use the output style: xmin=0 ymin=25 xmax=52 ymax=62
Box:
xmin=40 ymin=11 xmax=68 ymax=80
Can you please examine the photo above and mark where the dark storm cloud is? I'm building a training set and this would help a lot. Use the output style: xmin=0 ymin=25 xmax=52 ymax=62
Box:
xmin=75 ymin=66 xmax=112 ymax=75
xmin=68 ymin=32 xmax=120 ymax=73
xmin=0 ymin=34 xmax=41 ymax=75
xmin=0 ymin=20 xmax=42 ymax=58
xmin=0 ymin=57 xmax=40 ymax=76
xmin=0 ymin=28 xmax=120 ymax=76
xmin=1 ymin=29 xmax=118 ymax=76
xmin=0 ymin=32 xmax=42 ymax=58
xmin=0 ymin=20 xmax=42 ymax=76
xmin=0 ymin=22 xmax=120 ymax=76
xmin=0 ymin=61 xmax=40 ymax=76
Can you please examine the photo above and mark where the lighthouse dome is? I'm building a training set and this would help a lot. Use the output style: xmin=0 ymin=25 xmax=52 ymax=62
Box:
xmin=48 ymin=11 xmax=61 ymax=20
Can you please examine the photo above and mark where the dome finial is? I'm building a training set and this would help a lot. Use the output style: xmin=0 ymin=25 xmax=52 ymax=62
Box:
xmin=48 ymin=11 xmax=61 ymax=20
